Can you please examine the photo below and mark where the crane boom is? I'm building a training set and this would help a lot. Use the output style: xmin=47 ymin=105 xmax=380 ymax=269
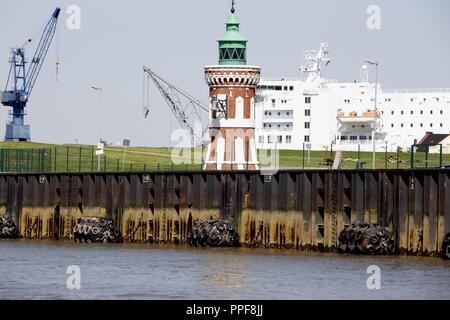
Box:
xmin=143 ymin=66 xmax=209 ymax=146
xmin=25 ymin=7 xmax=60 ymax=99
xmin=1 ymin=7 xmax=60 ymax=141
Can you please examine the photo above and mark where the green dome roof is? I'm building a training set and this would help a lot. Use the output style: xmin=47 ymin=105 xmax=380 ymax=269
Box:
xmin=217 ymin=12 xmax=247 ymax=65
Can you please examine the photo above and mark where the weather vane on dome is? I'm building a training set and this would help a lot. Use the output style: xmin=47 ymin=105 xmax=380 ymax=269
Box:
xmin=231 ymin=0 xmax=235 ymax=13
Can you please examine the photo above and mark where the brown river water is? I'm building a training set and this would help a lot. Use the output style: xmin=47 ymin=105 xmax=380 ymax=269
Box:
xmin=0 ymin=240 xmax=449 ymax=300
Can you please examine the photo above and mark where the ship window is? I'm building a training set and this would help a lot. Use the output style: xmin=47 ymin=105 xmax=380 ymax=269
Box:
xmin=287 ymin=112 xmax=290 ymax=115
xmin=350 ymin=136 xmax=358 ymax=141
xmin=368 ymin=136 xmax=372 ymax=140
xmin=278 ymin=135 xmax=282 ymax=143
xmin=278 ymin=112 xmax=281 ymax=116
xmin=287 ymin=124 xmax=290 ymax=128
xmin=391 ymin=111 xmax=394 ymax=115
xmin=430 ymin=123 xmax=433 ymax=127
xmin=259 ymin=136 xmax=264 ymax=143
xmin=269 ymin=124 xmax=272 ymax=128
xmin=305 ymin=122 xmax=310 ymax=129
xmin=420 ymin=123 xmax=423 ymax=127
xmin=289 ymin=86 xmax=294 ymax=91
xmin=305 ymin=97 xmax=311 ymax=104
xmin=410 ymin=123 xmax=413 ymax=127
xmin=269 ymin=112 xmax=272 ymax=116
xmin=278 ymin=124 xmax=280 ymax=128
xmin=304 ymin=135 xmax=310 ymax=142
xmin=430 ymin=110 xmax=433 ymax=114
xmin=401 ymin=111 xmax=404 ymax=115
xmin=283 ymin=86 xmax=288 ymax=91
xmin=264 ymin=111 xmax=268 ymax=115
xmin=420 ymin=110 xmax=423 ymax=114
xmin=268 ymin=136 xmax=272 ymax=143
xmin=275 ymin=86 xmax=282 ymax=91
xmin=391 ymin=124 xmax=394 ymax=127
xmin=271 ymin=99 xmax=275 ymax=107
xmin=381 ymin=111 xmax=384 ymax=114
xmin=440 ymin=110 xmax=443 ymax=114
xmin=359 ymin=136 xmax=367 ymax=140
xmin=424 ymin=98 xmax=426 ymax=102
xmin=436 ymin=97 xmax=440 ymax=102
xmin=268 ymin=86 xmax=275 ymax=90
xmin=440 ymin=123 xmax=443 ymax=127
xmin=401 ymin=123 xmax=404 ymax=127
xmin=305 ymin=109 xmax=310 ymax=116
xmin=361 ymin=125 xmax=365 ymax=128
xmin=286 ymin=135 xmax=292 ymax=143
xmin=340 ymin=136 xmax=347 ymax=141
xmin=411 ymin=110 xmax=413 ymax=115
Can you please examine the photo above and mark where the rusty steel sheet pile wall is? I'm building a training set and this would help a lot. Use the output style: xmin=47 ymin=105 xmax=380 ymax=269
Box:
xmin=0 ymin=169 xmax=449 ymax=255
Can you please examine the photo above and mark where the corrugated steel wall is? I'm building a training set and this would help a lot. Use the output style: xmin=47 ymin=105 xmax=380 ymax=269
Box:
xmin=0 ymin=169 xmax=449 ymax=255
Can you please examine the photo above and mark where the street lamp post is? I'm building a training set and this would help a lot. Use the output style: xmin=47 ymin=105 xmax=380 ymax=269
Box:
xmin=91 ymin=85 xmax=103 ymax=171
xmin=365 ymin=59 xmax=378 ymax=169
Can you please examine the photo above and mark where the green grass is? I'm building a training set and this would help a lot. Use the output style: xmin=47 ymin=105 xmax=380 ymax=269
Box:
xmin=0 ymin=141 xmax=448 ymax=173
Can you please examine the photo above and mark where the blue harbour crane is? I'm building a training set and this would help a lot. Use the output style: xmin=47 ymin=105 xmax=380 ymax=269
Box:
xmin=1 ymin=7 xmax=60 ymax=141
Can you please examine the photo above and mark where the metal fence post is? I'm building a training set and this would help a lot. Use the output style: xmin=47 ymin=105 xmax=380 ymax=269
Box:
xmin=91 ymin=145 xmax=94 ymax=172
xmin=79 ymin=145 xmax=82 ymax=172
xmin=397 ymin=147 xmax=400 ymax=169
xmin=302 ymin=142 xmax=305 ymax=169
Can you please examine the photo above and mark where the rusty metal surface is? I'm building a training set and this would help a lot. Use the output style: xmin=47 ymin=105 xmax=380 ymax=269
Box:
xmin=0 ymin=168 xmax=449 ymax=255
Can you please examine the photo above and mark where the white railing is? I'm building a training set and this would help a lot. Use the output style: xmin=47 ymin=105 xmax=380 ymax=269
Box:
xmin=383 ymin=88 xmax=450 ymax=94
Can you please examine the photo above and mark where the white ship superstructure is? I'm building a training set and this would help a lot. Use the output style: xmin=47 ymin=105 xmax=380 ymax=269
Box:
xmin=255 ymin=43 xmax=450 ymax=152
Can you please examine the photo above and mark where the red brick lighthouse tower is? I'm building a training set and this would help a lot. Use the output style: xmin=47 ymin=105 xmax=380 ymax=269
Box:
xmin=203 ymin=2 xmax=261 ymax=170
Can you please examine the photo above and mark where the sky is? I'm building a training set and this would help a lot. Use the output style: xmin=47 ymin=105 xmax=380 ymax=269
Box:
xmin=0 ymin=0 xmax=449 ymax=147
